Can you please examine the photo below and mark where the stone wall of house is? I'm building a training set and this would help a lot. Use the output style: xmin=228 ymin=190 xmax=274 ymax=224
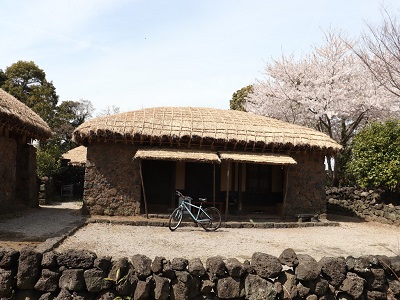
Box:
xmin=0 ymin=137 xmax=40 ymax=213
xmin=1 ymin=247 xmax=399 ymax=299
xmin=327 ymin=187 xmax=400 ymax=226
xmin=83 ymin=143 xmax=141 ymax=216
xmin=0 ymin=136 xmax=17 ymax=213
xmin=15 ymin=144 xmax=38 ymax=208
xmin=27 ymin=144 xmax=39 ymax=207
xmin=284 ymin=152 xmax=327 ymax=217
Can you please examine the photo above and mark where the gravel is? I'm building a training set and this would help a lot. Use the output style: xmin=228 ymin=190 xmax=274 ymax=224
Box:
xmin=55 ymin=217 xmax=400 ymax=262
xmin=1 ymin=202 xmax=399 ymax=262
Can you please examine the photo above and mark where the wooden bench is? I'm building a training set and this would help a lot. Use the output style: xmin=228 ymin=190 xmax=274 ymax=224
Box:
xmin=295 ymin=213 xmax=319 ymax=222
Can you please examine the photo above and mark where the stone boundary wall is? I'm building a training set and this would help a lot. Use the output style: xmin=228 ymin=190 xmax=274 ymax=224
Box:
xmin=1 ymin=248 xmax=400 ymax=299
xmin=327 ymin=187 xmax=400 ymax=226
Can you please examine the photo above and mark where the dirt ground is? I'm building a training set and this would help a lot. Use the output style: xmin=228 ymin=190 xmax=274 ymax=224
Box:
xmin=1 ymin=202 xmax=399 ymax=262
xmin=56 ymin=218 xmax=400 ymax=262
xmin=0 ymin=201 xmax=84 ymax=250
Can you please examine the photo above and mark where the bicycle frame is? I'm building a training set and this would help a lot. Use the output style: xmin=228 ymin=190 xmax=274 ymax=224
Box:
xmin=178 ymin=199 xmax=212 ymax=223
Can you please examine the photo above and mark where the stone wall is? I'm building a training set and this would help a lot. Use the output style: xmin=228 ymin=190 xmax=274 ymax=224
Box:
xmin=82 ymin=145 xmax=328 ymax=217
xmin=284 ymin=152 xmax=327 ymax=216
xmin=327 ymin=187 xmax=400 ymax=226
xmin=0 ymin=136 xmax=17 ymax=213
xmin=0 ymin=137 xmax=39 ymax=213
xmin=1 ymin=247 xmax=399 ymax=299
xmin=83 ymin=143 xmax=141 ymax=216
xmin=15 ymin=144 xmax=38 ymax=208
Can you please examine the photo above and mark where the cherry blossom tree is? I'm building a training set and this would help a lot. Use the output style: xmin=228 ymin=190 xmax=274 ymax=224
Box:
xmin=245 ymin=30 xmax=400 ymax=185
xmin=354 ymin=7 xmax=400 ymax=98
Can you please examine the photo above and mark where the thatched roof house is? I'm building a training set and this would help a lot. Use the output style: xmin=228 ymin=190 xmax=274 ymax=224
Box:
xmin=74 ymin=107 xmax=340 ymax=152
xmin=0 ymin=88 xmax=52 ymax=213
xmin=73 ymin=107 xmax=341 ymax=217
xmin=0 ymin=89 xmax=51 ymax=141
xmin=62 ymin=145 xmax=87 ymax=165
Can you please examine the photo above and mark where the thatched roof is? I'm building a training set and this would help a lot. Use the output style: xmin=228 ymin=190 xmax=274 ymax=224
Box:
xmin=135 ymin=148 xmax=221 ymax=163
xmin=62 ymin=146 xmax=87 ymax=165
xmin=73 ymin=107 xmax=341 ymax=153
xmin=219 ymin=152 xmax=297 ymax=165
xmin=0 ymin=88 xmax=52 ymax=140
xmin=134 ymin=149 xmax=297 ymax=165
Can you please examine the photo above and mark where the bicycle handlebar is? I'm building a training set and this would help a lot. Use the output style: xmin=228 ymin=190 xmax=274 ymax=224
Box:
xmin=176 ymin=190 xmax=193 ymax=201
xmin=176 ymin=191 xmax=208 ymax=203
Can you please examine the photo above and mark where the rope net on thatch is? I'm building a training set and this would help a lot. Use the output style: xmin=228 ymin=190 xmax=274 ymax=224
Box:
xmin=62 ymin=146 xmax=87 ymax=165
xmin=73 ymin=107 xmax=341 ymax=154
xmin=0 ymin=89 xmax=52 ymax=140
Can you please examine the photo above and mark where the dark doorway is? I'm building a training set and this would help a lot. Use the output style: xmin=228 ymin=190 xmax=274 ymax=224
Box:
xmin=245 ymin=164 xmax=273 ymax=210
xmin=142 ymin=160 xmax=175 ymax=213
xmin=185 ymin=163 xmax=214 ymax=200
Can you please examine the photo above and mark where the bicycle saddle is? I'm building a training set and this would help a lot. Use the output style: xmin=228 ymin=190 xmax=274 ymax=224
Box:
xmin=198 ymin=198 xmax=207 ymax=202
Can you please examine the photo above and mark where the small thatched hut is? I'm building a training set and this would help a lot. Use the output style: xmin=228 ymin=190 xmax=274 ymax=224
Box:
xmin=73 ymin=107 xmax=341 ymax=217
xmin=0 ymin=88 xmax=52 ymax=213
xmin=62 ymin=146 xmax=87 ymax=166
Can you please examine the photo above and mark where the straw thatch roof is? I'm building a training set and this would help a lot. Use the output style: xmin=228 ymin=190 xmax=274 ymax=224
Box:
xmin=134 ymin=149 xmax=297 ymax=165
xmin=73 ymin=107 xmax=341 ymax=153
xmin=0 ymin=88 xmax=52 ymax=140
xmin=135 ymin=148 xmax=221 ymax=163
xmin=219 ymin=152 xmax=297 ymax=165
xmin=62 ymin=145 xmax=87 ymax=165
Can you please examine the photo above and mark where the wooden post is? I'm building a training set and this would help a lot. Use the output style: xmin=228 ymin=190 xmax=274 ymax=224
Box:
xmin=282 ymin=166 xmax=289 ymax=216
xmin=238 ymin=163 xmax=243 ymax=212
xmin=139 ymin=160 xmax=148 ymax=219
xmin=213 ymin=164 xmax=216 ymax=207
xmin=225 ymin=162 xmax=230 ymax=221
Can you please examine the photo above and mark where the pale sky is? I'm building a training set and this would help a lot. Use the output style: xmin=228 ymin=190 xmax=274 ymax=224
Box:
xmin=1 ymin=0 xmax=399 ymax=115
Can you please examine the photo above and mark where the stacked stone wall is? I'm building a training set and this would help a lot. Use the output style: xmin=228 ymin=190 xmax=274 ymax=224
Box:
xmin=0 ymin=137 xmax=40 ymax=213
xmin=83 ymin=143 xmax=141 ymax=216
xmin=327 ymin=187 xmax=400 ymax=226
xmin=0 ymin=136 xmax=17 ymax=213
xmin=1 ymin=247 xmax=399 ymax=299
xmin=15 ymin=144 xmax=39 ymax=208
xmin=284 ymin=152 xmax=327 ymax=216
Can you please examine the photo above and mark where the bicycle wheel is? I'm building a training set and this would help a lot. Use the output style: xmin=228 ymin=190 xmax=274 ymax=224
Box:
xmin=169 ymin=207 xmax=183 ymax=231
xmin=199 ymin=207 xmax=221 ymax=231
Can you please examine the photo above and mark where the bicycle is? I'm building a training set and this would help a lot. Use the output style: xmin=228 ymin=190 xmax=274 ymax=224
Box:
xmin=169 ymin=191 xmax=222 ymax=231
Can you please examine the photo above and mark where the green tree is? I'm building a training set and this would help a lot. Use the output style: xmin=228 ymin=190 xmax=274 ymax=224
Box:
xmin=54 ymin=100 xmax=94 ymax=144
xmin=1 ymin=61 xmax=94 ymax=178
xmin=230 ymin=85 xmax=253 ymax=111
xmin=347 ymin=120 xmax=400 ymax=191
xmin=0 ymin=69 xmax=6 ymax=87
xmin=36 ymin=142 xmax=62 ymax=178
xmin=2 ymin=61 xmax=59 ymax=127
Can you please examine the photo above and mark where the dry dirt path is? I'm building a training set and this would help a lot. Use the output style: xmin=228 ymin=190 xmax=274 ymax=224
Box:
xmin=0 ymin=201 xmax=84 ymax=250
xmin=56 ymin=218 xmax=400 ymax=262
xmin=1 ymin=203 xmax=399 ymax=262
